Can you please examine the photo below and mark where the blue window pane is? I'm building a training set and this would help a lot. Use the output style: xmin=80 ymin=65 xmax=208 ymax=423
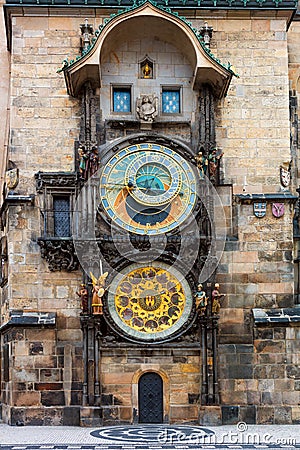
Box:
xmin=54 ymin=197 xmax=70 ymax=237
xmin=162 ymin=90 xmax=180 ymax=113
xmin=113 ymin=89 xmax=131 ymax=113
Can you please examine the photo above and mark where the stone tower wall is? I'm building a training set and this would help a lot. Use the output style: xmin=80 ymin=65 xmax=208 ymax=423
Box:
xmin=0 ymin=6 xmax=299 ymax=425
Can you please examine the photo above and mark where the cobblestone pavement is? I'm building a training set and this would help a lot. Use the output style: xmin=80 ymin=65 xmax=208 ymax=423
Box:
xmin=0 ymin=423 xmax=300 ymax=450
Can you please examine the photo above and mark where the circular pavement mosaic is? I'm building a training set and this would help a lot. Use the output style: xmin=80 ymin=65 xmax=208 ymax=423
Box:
xmin=90 ymin=425 xmax=215 ymax=444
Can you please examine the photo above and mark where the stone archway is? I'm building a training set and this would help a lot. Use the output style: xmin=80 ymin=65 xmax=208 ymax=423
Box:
xmin=132 ymin=368 xmax=170 ymax=423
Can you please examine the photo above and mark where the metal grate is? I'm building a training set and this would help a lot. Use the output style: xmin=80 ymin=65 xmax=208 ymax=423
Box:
xmin=53 ymin=197 xmax=71 ymax=237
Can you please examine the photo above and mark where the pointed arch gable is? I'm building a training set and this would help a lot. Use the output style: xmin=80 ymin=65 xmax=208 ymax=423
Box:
xmin=62 ymin=2 xmax=233 ymax=98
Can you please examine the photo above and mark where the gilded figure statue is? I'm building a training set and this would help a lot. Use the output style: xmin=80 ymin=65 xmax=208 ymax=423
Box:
xmin=211 ymin=283 xmax=226 ymax=315
xmin=142 ymin=62 xmax=152 ymax=78
xmin=194 ymin=283 xmax=208 ymax=316
xmin=195 ymin=151 xmax=208 ymax=179
xmin=208 ymin=148 xmax=224 ymax=181
xmin=90 ymin=272 xmax=109 ymax=315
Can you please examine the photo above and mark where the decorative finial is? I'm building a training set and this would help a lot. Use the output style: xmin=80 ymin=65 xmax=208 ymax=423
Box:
xmin=200 ymin=21 xmax=213 ymax=48
xmin=80 ymin=19 xmax=94 ymax=55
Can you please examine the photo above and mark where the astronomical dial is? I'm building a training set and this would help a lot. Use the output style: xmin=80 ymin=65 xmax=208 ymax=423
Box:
xmin=100 ymin=143 xmax=197 ymax=235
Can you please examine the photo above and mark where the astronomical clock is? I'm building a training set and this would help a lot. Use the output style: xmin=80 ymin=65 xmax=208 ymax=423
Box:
xmin=99 ymin=143 xmax=197 ymax=235
xmin=98 ymin=139 xmax=204 ymax=344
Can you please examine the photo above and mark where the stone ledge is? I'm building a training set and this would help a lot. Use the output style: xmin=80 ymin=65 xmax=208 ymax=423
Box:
xmin=253 ymin=307 xmax=300 ymax=325
xmin=0 ymin=194 xmax=35 ymax=217
xmin=235 ymin=192 xmax=298 ymax=204
xmin=0 ymin=311 xmax=56 ymax=332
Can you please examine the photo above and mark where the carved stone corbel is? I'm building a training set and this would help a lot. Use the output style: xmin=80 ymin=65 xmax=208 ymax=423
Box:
xmin=37 ymin=238 xmax=79 ymax=272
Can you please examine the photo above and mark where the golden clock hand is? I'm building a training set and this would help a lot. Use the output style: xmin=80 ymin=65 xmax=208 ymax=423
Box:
xmin=101 ymin=182 xmax=135 ymax=189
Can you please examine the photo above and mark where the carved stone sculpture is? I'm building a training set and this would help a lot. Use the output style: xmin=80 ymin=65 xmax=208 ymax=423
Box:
xmin=5 ymin=168 xmax=19 ymax=192
xmin=136 ymin=94 xmax=158 ymax=122
xmin=38 ymin=239 xmax=79 ymax=272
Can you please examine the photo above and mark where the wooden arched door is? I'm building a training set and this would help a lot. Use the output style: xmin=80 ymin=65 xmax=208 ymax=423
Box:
xmin=138 ymin=372 xmax=163 ymax=423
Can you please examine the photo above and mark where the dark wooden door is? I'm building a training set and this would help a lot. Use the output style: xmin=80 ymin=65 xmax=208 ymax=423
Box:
xmin=138 ymin=372 xmax=163 ymax=423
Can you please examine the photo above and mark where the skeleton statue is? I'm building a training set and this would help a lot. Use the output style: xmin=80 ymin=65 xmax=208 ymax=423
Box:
xmin=208 ymin=148 xmax=223 ymax=183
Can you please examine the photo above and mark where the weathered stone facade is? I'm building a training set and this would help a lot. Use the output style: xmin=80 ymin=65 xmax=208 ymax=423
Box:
xmin=1 ymin=0 xmax=300 ymax=426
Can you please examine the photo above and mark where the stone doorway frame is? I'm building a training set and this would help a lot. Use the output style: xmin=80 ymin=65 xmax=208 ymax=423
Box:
xmin=132 ymin=367 xmax=170 ymax=424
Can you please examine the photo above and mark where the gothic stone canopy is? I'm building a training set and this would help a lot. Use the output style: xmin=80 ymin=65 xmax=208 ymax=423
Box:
xmin=60 ymin=1 xmax=235 ymax=98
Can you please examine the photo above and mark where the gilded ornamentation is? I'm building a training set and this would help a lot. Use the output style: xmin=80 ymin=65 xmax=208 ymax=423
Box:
xmin=195 ymin=151 xmax=208 ymax=179
xmin=114 ymin=267 xmax=185 ymax=333
xmin=90 ymin=271 xmax=109 ymax=315
xmin=140 ymin=58 xmax=153 ymax=79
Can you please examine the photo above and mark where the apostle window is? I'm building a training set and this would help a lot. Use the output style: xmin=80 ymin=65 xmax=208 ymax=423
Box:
xmin=112 ymin=87 xmax=132 ymax=113
xmin=162 ymin=87 xmax=181 ymax=114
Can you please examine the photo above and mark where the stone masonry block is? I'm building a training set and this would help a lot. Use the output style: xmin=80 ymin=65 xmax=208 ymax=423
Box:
xmin=274 ymin=406 xmax=292 ymax=424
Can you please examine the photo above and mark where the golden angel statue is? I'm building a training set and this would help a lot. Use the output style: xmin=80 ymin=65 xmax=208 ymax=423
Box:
xmin=90 ymin=271 xmax=108 ymax=315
